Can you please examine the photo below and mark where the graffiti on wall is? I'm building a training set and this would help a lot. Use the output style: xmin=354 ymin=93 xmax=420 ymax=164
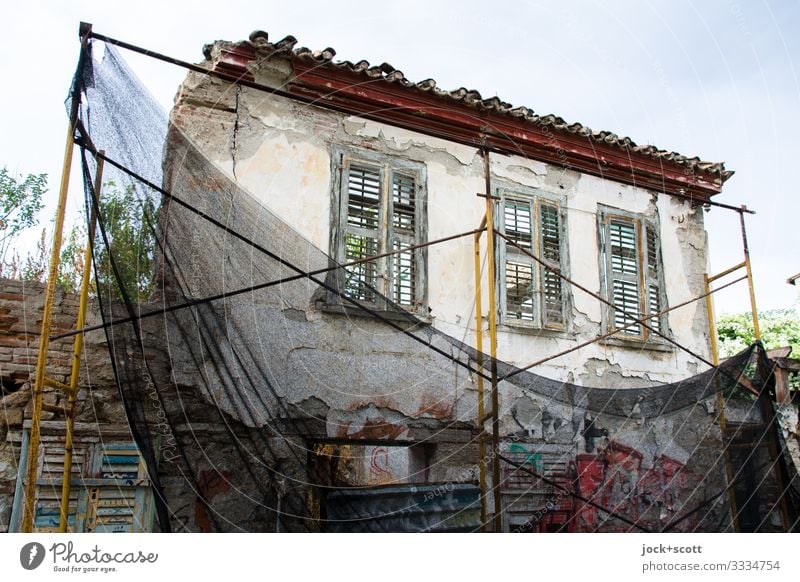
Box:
xmin=505 ymin=440 xmax=702 ymax=532
xmin=574 ymin=442 xmax=700 ymax=531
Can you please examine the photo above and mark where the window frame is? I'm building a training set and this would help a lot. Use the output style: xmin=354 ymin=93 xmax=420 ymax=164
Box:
xmin=328 ymin=145 xmax=428 ymax=316
xmin=597 ymin=205 xmax=668 ymax=343
xmin=495 ymin=185 xmax=571 ymax=331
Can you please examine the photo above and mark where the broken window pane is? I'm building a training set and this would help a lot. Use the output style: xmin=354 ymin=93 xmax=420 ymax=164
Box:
xmin=392 ymin=241 xmax=415 ymax=307
xmin=506 ymin=261 xmax=535 ymax=321
xmin=344 ymin=233 xmax=378 ymax=302
xmin=392 ymin=173 xmax=415 ymax=233
xmin=347 ymin=164 xmax=381 ymax=230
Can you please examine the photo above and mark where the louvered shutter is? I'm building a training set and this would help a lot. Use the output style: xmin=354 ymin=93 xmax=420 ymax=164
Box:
xmin=644 ymin=222 xmax=663 ymax=336
xmin=390 ymin=172 xmax=417 ymax=307
xmin=539 ymin=202 xmax=564 ymax=328
xmin=503 ymin=198 xmax=536 ymax=322
xmin=607 ymin=218 xmax=642 ymax=336
xmin=14 ymin=433 xmax=154 ymax=533
xmin=342 ymin=162 xmax=382 ymax=303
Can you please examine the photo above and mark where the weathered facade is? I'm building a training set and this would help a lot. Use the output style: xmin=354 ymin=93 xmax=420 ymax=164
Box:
xmin=151 ymin=31 xmax=754 ymax=532
xmin=0 ymin=279 xmax=155 ymax=532
xmin=5 ymin=29 xmax=798 ymax=533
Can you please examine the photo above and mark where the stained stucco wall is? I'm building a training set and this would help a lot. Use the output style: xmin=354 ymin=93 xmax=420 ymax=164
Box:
xmin=170 ymin=55 xmax=713 ymax=391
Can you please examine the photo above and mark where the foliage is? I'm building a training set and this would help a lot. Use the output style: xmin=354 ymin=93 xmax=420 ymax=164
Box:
xmin=93 ymin=182 xmax=157 ymax=300
xmin=0 ymin=168 xmax=47 ymax=274
xmin=19 ymin=229 xmax=48 ymax=283
xmin=718 ymin=307 xmax=800 ymax=394
xmin=718 ymin=308 xmax=800 ymax=357
xmin=3 ymin=175 xmax=157 ymax=299
xmin=57 ymin=223 xmax=88 ymax=293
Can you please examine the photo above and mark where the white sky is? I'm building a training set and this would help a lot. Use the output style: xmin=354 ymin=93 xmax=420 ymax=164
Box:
xmin=1 ymin=0 xmax=798 ymax=314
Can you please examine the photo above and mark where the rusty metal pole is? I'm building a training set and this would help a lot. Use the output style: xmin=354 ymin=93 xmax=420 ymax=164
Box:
xmin=22 ymin=25 xmax=90 ymax=532
xmin=739 ymin=207 xmax=761 ymax=342
xmin=740 ymin=207 xmax=791 ymax=530
xmin=57 ymin=152 xmax=103 ymax=533
xmin=473 ymin=229 xmax=488 ymax=531
xmin=705 ymin=273 xmax=740 ymax=531
xmin=482 ymin=150 xmax=502 ymax=532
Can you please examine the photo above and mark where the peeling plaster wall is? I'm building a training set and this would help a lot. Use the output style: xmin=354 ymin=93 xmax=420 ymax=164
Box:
xmin=154 ymin=51 xmax=743 ymax=531
xmin=171 ymin=57 xmax=712 ymax=393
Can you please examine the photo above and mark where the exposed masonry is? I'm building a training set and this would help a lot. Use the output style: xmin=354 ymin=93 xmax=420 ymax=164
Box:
xmin=0 ymin=241 xmax=793 ymax=533
xmin=0 ymin=279 xmax=124 ymax=532
xmin=138 ymin=43 xmax=763 ymax=531
xmin=1 ymin=34 xmax=779 ymax=531
xmin=171 ymin=48 xmax=714 ymax=390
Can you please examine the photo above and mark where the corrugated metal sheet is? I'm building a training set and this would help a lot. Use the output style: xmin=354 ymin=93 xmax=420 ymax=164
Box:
xmin=324 ymin=483 xmax=480 ymax=532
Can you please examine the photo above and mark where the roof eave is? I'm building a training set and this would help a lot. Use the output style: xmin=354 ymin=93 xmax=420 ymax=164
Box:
xmin=209 ymin=38 xmax=730 ymax=201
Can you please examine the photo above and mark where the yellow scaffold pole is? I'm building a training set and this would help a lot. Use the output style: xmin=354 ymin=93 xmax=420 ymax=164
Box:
xmin=481 ymin=149 xmax=503 ymax=533
xmin=740 ymin=207 xmax=791 ymax=531
xmin=474 ymin=219 xmax=487 ymax=531
xmin=22 ymin=22 xmax=91 ymax=533
xmin=57 ymin=151 xmax=103 ymax=532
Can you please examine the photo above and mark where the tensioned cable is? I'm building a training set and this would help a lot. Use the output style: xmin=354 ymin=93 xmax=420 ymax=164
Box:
xmin=138 ymin=207 xmax=403 ymax=531
xmin=68 ymin=116 xmax=753 ymax=408
xmin=496 ymin=230 xmax=761 ymax=394
xmin=74 ymin=138 xmax=762 ymax=411
xmin=502 ymin=275 xmax=748 ymax=379
xmin=73 ymin=134 xmax=494 ymax=383
xmin=50 ymin=218 xmax=483 ymax=340
xmin=498 ymin=454 xmax=651 ymax=532
xmin=67 ymin=38 xmax=762 ymax=402
xmin=72 ymin=138 xmax=765 ymax=419
xmin=86 ymin=30 xmax=752 ymax=215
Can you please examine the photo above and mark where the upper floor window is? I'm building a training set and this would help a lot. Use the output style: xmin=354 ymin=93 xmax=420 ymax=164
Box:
xmin=330 ymin=146 xmax=427 ymax=313
xmin=496 ymin=187 xmax=568 ymax=330
xmin=598 ymin=206 xmax=666 ymax=340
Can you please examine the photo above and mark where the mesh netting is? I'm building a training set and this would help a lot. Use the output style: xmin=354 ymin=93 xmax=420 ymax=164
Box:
xmin=67 ymin=37 xmax=799 ymax=533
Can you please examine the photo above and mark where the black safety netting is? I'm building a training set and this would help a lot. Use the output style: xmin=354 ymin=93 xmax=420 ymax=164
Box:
xmin=67 ymin=36 xmax=799 ymax=533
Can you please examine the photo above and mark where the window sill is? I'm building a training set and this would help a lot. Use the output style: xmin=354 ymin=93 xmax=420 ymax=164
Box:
xmin=599 ymin=335 xmax=675 ymax=353
xmin=498 ymin=322 xmax=575 ymax=340
xmin=316 ymin=300 xmax=432 ymax=326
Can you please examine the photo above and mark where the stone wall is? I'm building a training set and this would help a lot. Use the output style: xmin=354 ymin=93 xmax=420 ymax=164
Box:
xmin=0 ymin=278 xmax=123 ymax=532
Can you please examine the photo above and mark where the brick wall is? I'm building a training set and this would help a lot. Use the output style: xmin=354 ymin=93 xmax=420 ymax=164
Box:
xmin=0 ymin=278 xmax=123 ymax=531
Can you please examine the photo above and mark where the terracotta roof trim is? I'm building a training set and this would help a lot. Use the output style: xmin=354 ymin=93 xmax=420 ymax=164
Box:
xmin=205 ymin=30 xmax=732 ymax=183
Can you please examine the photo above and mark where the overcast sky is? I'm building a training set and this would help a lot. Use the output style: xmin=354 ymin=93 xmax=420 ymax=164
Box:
xmin=1 ymin=0 xmax=798 ymax=314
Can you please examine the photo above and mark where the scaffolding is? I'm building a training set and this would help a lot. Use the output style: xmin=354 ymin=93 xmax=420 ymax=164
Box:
xmin=18 ymin=21 xmax=793 ymax=533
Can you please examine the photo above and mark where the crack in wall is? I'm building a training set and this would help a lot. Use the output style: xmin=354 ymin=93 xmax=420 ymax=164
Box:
xmin=231 ymin=85 xmax=242 ymax=180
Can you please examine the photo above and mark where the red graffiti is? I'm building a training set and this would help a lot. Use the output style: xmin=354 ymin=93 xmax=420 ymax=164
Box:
xmin=516 ymin=441 xmax=703 ymax=532
xmin=574 ymin=441 xmax=700 ymax=532
xmin=370 ymin=446 xmax=392 ymax=477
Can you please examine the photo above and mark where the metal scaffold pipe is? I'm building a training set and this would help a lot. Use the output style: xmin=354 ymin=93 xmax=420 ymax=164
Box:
xmin=57 ymin=151 xmax=104 ymax=532
xmin=473 ymin=228 xmax=488 ymax=530
xmin=22 ymin=24 xmax=92 ymax=533
xmin=481 ymin=149 xmax=503 ymax=533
